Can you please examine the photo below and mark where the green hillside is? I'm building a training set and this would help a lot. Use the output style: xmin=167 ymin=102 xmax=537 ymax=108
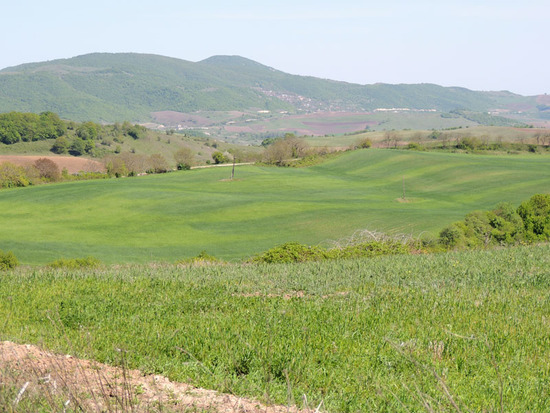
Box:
xmin=1 ymin=149 xmax=549 ymax=265
xmin=0 ymin=53 xmax=542 ymax=123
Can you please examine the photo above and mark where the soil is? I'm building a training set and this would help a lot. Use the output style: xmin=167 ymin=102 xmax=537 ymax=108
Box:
xmin=0 ymin=341 xmax=312 ymax=412
xmin=0 ymin=155 xmax=105 ymax=174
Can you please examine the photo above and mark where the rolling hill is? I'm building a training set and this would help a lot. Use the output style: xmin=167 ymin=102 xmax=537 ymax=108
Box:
xmin=1 ymin=149 xmax=549 ymax=265
xmin=0 ymin=53 xmax=543 ymax=123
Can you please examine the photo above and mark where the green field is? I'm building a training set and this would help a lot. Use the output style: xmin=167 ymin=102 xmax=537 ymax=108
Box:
xmin=1 ymin=245 xmax=549 ymax=411
xmin=1 ymin=149 xmax=550 ymax=265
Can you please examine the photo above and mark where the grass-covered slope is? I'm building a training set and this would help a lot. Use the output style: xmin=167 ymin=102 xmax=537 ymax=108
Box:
xmin=1 ymin=149 xmax=549 ymax=264
xmin=1 ymin=245 xmax=549 ymax=411
xmin=0 ymin=53 xmax=539 ymax=122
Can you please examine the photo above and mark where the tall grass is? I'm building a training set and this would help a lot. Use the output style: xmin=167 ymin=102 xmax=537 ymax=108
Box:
xmin=1 ymin=244 xmax=549 ymax=411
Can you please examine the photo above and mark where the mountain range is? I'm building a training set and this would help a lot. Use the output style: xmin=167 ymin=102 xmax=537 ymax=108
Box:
xmin=0 ymin=53 xmax=547 ymax=124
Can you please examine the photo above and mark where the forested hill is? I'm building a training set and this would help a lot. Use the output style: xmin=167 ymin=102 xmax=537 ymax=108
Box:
xmin=0 ymin=53 xmax=542 ymax=123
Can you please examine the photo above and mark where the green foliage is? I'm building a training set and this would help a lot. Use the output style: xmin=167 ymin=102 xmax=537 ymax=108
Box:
xmin=50 ymin=135 xmax=69 ymax=154
xmin=327 ymin=240 xmax=411 ymax=259
xmin=407 ymin=142 xmax=424 ymax=150
xmin=175 ymin=250 xmax=220 ymax=265
xmin=76 ymin=121 xmax=100 ymax=140
xmin=517 ymin=194 xmax=550 ymax=241
xmin=439 ymin=196 xmax=549 ymax=248
xmin=252 ymin=242 xmax=326 ymax=263
xmin=252 ymin=239 xmax=414 ymax=263
xmin=124 ymin=123 xmax=147 ymax=140
xmin=0 ymin=111 xmax=66 ymax=144
xmin=212 ymin=151 xmax=229 ymax=164
xmin=47 ymin=256 xmax=101 ymax=269
xmin=0 ymin=162 xmax=29 ymax=188
xmin=0 ymin=250 xmax=18 ymax=270
xmin=356 ymin=137 xmax=372 ymax=148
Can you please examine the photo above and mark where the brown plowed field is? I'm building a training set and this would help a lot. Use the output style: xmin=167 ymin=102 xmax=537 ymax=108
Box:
xmin=0 ymin=155 xmax=105 ymax=174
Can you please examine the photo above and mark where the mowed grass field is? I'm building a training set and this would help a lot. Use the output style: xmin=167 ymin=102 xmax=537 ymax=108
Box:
xmin=1 ymin=245 xmax=549 ymax=411
xmin=1 ymin=149 xmax=550 ymax=264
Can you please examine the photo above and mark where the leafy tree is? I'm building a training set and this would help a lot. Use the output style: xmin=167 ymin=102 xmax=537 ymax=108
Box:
xmin=69 ymin=138 xmax=87 ymax=156
xmin=174 ymin=147 xmax=194 ymax=170
xmin=356 ymin=137 xmax=372 ymax=149
xmin=105 ymin=158 xmax=128 ymax=178
xmin=212 ymin=151 xmax=229 ymax=164
xmin=126 ymin=124 xmax=146 ymax=140
xmin=76 ymin=122 xmax=99 ymax=140
xmin=517 ymin=194 xmax=550 ymax=241
xmin=148 ymin=153 xmax=169 ymax=173
xmin=51 ymin=136 xmax=69 ymax=154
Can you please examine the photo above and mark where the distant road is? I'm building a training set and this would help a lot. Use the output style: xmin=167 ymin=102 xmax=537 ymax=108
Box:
xmin=191 ymin=162 xmax=255 ymax=169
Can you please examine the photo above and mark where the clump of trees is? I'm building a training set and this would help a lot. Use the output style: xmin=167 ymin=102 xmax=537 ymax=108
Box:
xmin=439 ymin=194 xmax=550 ymax=248
xmin=0 ymin=112 xmax=66 ymax=144
xmin=104 ymin=152 xmax=171 ymax=177
xmin=262 ymin=133 xmax=310 ymax=165
xmin=0 ymin=111 xmax=149 ymax=159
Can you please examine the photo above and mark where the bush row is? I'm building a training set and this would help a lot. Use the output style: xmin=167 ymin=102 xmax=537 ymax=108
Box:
xmin=439 ymin=193 xmax=550 ymax=248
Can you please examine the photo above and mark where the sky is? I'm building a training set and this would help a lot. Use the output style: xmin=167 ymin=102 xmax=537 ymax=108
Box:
xmin=1 ymin=0 xmax=548 ymax=96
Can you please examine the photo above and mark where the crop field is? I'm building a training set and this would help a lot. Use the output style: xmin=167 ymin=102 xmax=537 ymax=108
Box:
xmin=1 ymin=245 xmax=549 ymax=411
xmin=1 ymin=149 xmax=550 ymax=265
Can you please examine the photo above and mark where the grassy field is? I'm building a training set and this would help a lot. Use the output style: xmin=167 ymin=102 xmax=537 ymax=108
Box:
xmin=1 ymin=244 xmax=549 ymax=411
xmin=1 ymin=149 xmax=549 ymax=265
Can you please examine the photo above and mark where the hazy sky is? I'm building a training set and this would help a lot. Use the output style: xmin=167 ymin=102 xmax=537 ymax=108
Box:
xmin=2 ymin=0 xmax=548 ymax=95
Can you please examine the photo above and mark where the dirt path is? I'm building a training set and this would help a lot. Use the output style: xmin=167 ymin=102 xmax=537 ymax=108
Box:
xmin=0 ymin=341 xmax=313 ymax=412
xmin=191 ymin=162 xmax=255 ymax=169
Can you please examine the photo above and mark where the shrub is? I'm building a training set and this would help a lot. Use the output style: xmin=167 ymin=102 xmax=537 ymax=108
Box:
xmin=33 ymin=158 xmax=61 ymax=182
xmin=174 ymin=147 xmax=194 ymax=170
xmin=212 ymin=151 xmax=229 ymax=164
xmin=176 ymin=251 xmax=220 ymax=265
xmin=0 ymin=250 xmax=18 ymax=270
xmin=407 ymin=142 xmax=424 ymax=151
xmin=517 ymin=194 xmax=550 ymax=241
xmin=48 ymin=256 xmax=101 ymax=269
xmin=328 ymin=240 xmax=410 ymax=259
xmin=148 ymin=154 xmax=169 ymax=173
xmin=0 ymin=162 xmax=30 ymax=188
xmin=252 ymin=242 xmax=326 ymax=263
xmin=439 ymin=223 xmax=465 ymax=248
xmin=356 ymin=137 xmax=372 ymax=149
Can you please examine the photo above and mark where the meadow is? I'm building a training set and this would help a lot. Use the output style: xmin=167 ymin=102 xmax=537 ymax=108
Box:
xmin=1 ymin=244 xmax=549 ymax=411
xmin=1 ymin=149 xmax=550 ymax=265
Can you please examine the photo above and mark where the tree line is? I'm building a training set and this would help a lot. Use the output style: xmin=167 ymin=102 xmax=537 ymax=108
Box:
xmin=0 ymin=111 xmax=147 ymax=157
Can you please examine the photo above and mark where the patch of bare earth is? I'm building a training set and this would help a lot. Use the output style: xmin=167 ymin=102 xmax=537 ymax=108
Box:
xmin=0 ymin=341 xmax=313 ymax=412
xmin=0 ymin=155 xmax=105 ymax=174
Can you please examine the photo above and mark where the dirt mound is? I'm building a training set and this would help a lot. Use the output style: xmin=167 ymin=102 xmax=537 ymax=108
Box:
xmin=0 ymin=341 xmax=313 ymax=412
xmin=0 ymin=155 xmax=105 ymax=174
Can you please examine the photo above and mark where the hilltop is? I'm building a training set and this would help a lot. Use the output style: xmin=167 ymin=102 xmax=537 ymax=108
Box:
xmin=0 ymin=53 xmax=546 ymax=128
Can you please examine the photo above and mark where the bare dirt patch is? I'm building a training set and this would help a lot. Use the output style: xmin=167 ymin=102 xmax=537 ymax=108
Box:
xmin=0 ymin=341 xmax=311 ymax=412
xmin=0 ymin=155 xmax=105 ymax=174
